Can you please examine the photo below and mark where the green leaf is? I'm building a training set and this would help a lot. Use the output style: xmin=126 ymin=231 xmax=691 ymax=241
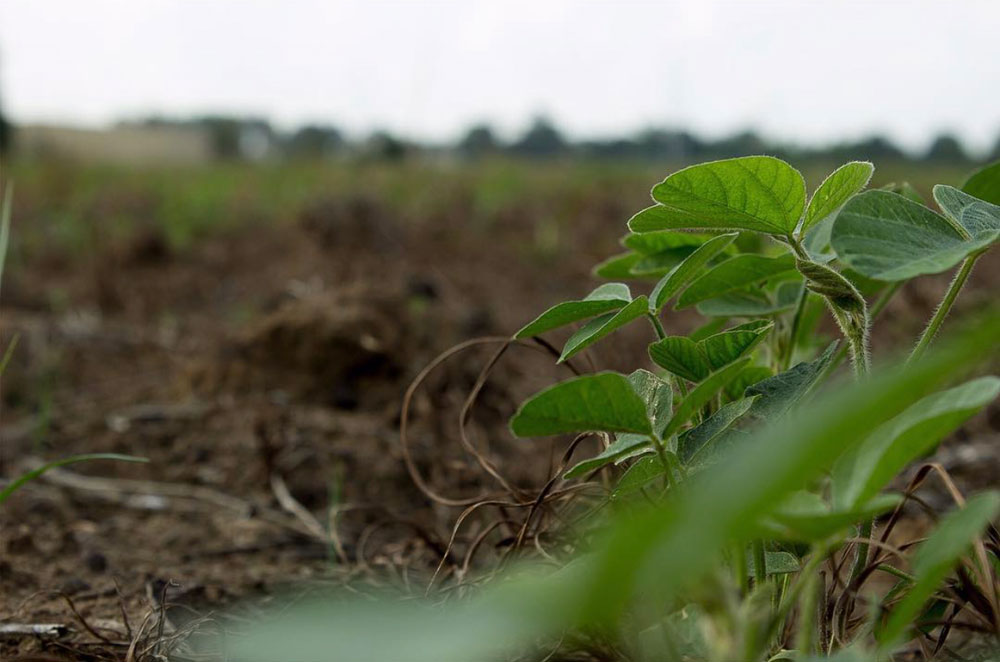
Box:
xmin=627 ymin=204 xmax=703 ymax=234
xmin=662 ymin=359 xmax=751 ymax=438
xmin=677 ymin=396 xmax=757 ymax=465
xmin=634 ymin=156 xmax=806 ymax=235
xmin=0 ymin=454 xmax=149 ymax=504
xmin=650 ymin=232 xmax=738 ymax=312
xmin=747 ymin=550 xmax=800 ymax=578
xmin=563 ymin=433 xmax=652 ymax=479
xmin=649 ymin=321 xmax=772 ymax=382
xmin=612 ymin=455 xmax=664 ymax=498
xmin=831 ymin=190 xmax=998 ymax=281
xmin=688 ymin=317 xmax=729 ymax=342
xmin=801 ymin=161 xmax=874 ymax=234
xmin=621 ymin=230 xmax=711 ymax=255
xmin=878 ymin=492 xmax=1000 ymax=650
xmin=879 ymin=181 xmax=925 ymax=204
xmin=510 ymin=372 xmax=653 ymax=437
xmin=831 ymin=376 xmax=1000 ymax=510
xmin=746 ymin=342 xmax=838 ymax=419
xmin=961 ymin=159 xmax=1000 ymax=205
xmin=559 ymin=296 xmax=648 ymax=362
xmin=629 ymin=248 xmax=697 ymax=277
xmin=593 ymin=252 xmax=642 ymax=279
xmin=700 ymin=320 xmax=772 ymax=371
xmin=933 ymin=184 xmax=1000 ymax=236
xmin=648 ymin=337 xmax=709 ymax=382
xmin=695 ymin=281 xmax=801 ymax=317
xmin=628 ymin=369 xmax=673 ymax=439
xmin=515 ymin=283 xmax=631 ymax=339
xmin=724 ymin=365 xmax=772 ymax=401
xmin=677 ymin=254 xmax=796 ymax=308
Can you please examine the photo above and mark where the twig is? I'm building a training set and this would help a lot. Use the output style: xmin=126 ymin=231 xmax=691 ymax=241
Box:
xmin=0 ymin=623 xmax=69 ymax=637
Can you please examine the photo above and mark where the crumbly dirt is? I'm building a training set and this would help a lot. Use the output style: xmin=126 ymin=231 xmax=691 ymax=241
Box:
xmin=0 ymin=184 xmax=997 ymax=661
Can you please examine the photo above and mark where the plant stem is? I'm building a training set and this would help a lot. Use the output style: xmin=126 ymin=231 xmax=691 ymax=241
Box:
xmin=673 ymin=375 xmax=689 ymax=400
xmin=813 ymin=281 xmax=902 ymax=389
xmin=787 ymin=234 xmax=808 ymax=260
xmin=735 ymin=544 xmax=750 ymax=595
xmin=652 ymin=438 xmax=673 ymax=491
xmin=752 ymin=539 xmax=767 ymax=587
xmin=794 ymin=568 xmax=819 ymax=655
xmin=764 ymin=544 xmax=831 ymax=645
xmin=875 ymin=563 xmax=915 ymax=583
xmin=781 ymin=286 xmax=808 ymax=371
xmin=848 ymin=518 xmax=873 ymax=584
xmin=908 ymin=254 xmax=980 ymax=364
xmin=647 ymin=312 xmax=667 ymax=341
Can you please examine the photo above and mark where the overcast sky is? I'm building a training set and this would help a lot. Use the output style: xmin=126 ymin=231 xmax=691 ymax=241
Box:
xmin=1 ymin=0 xmax=998 ymax=153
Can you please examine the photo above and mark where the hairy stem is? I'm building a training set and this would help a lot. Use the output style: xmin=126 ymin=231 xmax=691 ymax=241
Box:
xmin=908 ymin=254 xmax=980 ymax=364
xmin=787 ymin=234 xmax=808 ymax=260
xmin=814 ymin=281 xmax=901 ymax=388
xmin=647 ymin=312 xmax=667 ymax=341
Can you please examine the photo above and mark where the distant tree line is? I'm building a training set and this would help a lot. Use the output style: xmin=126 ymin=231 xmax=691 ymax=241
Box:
xmin=8 ymin=112 xmax=1000 ymax=165
xmin=458 ymin=117 xmax=995 ymax=165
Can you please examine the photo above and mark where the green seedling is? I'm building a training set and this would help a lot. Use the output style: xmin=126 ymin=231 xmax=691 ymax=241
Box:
xmin=230 ymin=158 xmax=999 ymax=661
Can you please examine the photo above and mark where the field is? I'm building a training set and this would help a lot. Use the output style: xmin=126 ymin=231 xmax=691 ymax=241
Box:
xmin=1 ymin=157 xmax=997 ymax=660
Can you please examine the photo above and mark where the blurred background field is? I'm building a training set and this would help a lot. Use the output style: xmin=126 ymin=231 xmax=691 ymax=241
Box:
xmin=3 ymin=148 xmax=996 ymax=659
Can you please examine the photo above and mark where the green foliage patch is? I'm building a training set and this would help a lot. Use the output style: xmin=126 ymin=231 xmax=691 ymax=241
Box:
xmin=224 ymin=157 xmax=1000 ymax=661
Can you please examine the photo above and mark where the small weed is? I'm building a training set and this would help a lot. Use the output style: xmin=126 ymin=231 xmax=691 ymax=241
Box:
xmin=0 ymin=177 xmax=145 ymax=507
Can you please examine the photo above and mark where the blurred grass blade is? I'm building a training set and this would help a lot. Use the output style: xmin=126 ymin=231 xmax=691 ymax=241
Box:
xmin=831 ymin=376 xmax=999 ymax=510
xmin=0 ymin=454 xmax=148 ymax=504
xmin=0 ymin=182 xmax=12 ymax=298
xmin=0 ymin=333 xmax=18 ymax=376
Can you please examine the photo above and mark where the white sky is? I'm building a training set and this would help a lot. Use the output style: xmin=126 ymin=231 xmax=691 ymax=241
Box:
xmin=1 ymin=0 xmax=998 ymax=153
